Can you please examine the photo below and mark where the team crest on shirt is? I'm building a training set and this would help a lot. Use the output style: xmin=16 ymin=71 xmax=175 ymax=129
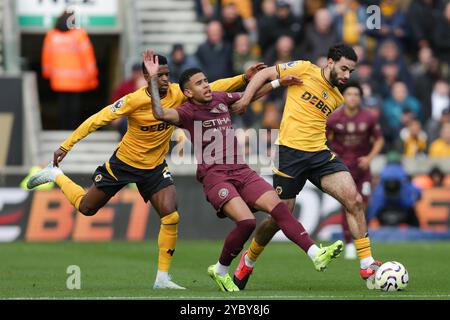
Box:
xmin=218 ymin=103 xmax=228 ymax=112
xmin=110 ymin=99 xmax=124 ymax=112
xmin=347 ymin=122 xmax=356 ymax=133
xmin=95 ymin=174 xmax=103 ymax=182
xmin=211 ymin=103 xmax=228 ymax=113
xmin=218 ymin=188 xmax=229 ymax=199
xmin=359 ymin=122 xmax=367 ymax=131
xmin=275 ymin=186 xmax=283 ymax=195
xmin=322 ymin=91 xmax=329 ymax=100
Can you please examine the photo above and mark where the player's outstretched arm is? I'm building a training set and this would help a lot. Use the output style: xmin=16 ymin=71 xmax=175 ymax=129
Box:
xmin=57 ymin=102 xmax=128 ymax=166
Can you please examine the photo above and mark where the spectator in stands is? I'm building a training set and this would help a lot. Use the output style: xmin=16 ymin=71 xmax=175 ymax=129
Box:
xmin=232 ymin=33 xmax=260 ymax=75
xmin=195 ymin=0 xmax=216 ymax=21
xmin=398 ymin=118 xmax=428 ymax=158
xmin=328 ymin=0 xmax=367 ymax=46
xmin=263 ymin=34 xmax=296 ymax=95
xmin=274 ymin=1 xmax=303 ymax=40
xmin=303 ymin=0 xmax=327 ymax=24
xmin=299 ymin=8 xmax=339 ymax=62
xmin=42 ymin=9 xmax=98 ymax=130
xmin=220 ymin=3 xmax=248 ymax=44
xmin=260 ymin=0 xmax=303 ymax=54
xmin=196 ymin=20 xmax=233 ymax=81
xmin=272 ymin=0 xmax=302 ymax=40
xmin=263 ymin=34 xmax=298 ymax=66
xmin=427 ymin=106 xmax=450 ymax=143
xmin=257 ymin=0 xmax=278 ymax=54
xmin=432 ymin=1 xmax=450 ymax=65
xmin=168 ymin=44 xmax=200 ymax=83
xmin=382 ymin=81 xmax=422 ymax=136
xmin=412 ymin=166 xmax=448 ymax=189
xmin=426 ymin=81 xmax=450 ymax=141
xmin=361 ymin=81 xmax=383 ymax=121
xmin=428 ymin=121 xmax=450 ymax=157
xmin=430 ymin=80 xmax=450 ymax=125
xmin=279 ymin=0 xmax=304 ymax=18
xmin=219 ymin=0 xmax=258 ymax=40
xmin=353 ymin=60 xmax=380 ymax=95
xmin=429 ymin=166 xmax=446 ymax=187
xmin=232 ymin=33 xmax=261 ymax=128
xmin=365 ymin=0 xmax=408 ymax=48
xmin=220 ymin=0 xmax=255 ymax=22
xmin=410 ymin=47 xmax=441 ymax=121
xmin=407 ymin=0 xmax=443 ymax=50
xmin=373 ymin=40 xmax=412 ymax=97
xmin=376 ymin=61 xmax=401 ymax=98
xmin=110 ymin=62 xmax=146 ymax=138
xmin=367 ymin=151 xmax=421 ymax=227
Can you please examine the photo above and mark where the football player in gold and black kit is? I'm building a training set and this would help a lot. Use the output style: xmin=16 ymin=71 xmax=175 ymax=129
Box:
xmin=27 ymin=52 xmax=266 ymax=289
xmin=231 ymin=44 xmax=382 ymax=290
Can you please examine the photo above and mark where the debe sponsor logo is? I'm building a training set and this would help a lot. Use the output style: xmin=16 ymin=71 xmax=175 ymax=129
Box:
xmin=141 ymin=122 xmax=171 ymax=132
xmin=25 ymin=189 xmax=150 ymax=241
xmin=300 ymin=91 xmax=333 ymax=116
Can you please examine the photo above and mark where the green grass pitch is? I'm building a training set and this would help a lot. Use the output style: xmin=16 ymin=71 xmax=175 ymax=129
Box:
xmin=1 ymin=241 xmax=449 ymax=300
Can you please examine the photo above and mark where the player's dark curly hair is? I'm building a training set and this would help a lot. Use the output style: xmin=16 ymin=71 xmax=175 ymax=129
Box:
xmin=327 ymin=43 xmax=358 ymax=62
xmin=179 ymin=68 xmax=204 ymax=91
xmin=142 ymin=54 xmax=168 ymax=75
xmin=341 ymin=80 xmax=363 ymax=96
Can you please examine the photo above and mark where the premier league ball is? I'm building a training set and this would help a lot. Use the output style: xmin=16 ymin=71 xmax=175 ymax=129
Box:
xmin=374 ymin=261 xmax=409 ymax=292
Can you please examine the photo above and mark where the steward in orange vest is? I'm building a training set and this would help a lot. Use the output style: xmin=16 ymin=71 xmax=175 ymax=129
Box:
xmin=42 ymin=11 xmax=98 ymax=92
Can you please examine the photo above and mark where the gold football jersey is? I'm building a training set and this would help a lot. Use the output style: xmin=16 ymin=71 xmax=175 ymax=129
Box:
xmin=276 ymin=60 xmax=344 ymax=152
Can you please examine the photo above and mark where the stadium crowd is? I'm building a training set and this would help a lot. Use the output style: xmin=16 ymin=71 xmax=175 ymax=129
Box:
xmin=171 ymin=0 xmax=450 ymax=159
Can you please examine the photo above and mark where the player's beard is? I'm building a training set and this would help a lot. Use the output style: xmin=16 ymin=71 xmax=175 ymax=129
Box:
xmin=330 ymin=67 xmax=341 ymax=88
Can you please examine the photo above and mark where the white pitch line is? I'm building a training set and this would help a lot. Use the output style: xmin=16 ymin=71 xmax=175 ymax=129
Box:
xmin=4 ymin=294 xmax=450 ymax=300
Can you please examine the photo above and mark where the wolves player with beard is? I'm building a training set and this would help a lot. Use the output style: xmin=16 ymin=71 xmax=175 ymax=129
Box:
xmin=231 ymin=44 xmax=382 ymax=289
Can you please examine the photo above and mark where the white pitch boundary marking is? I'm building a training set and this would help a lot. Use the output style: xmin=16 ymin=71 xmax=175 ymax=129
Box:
xmin=5 ymin=294 xmax=450 ymax=300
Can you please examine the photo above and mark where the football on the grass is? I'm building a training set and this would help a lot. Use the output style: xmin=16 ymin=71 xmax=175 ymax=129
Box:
xmin=375 ymin=261 xmax=409 ymax=292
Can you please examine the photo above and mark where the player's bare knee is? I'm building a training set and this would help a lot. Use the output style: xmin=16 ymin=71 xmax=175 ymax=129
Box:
xmin=346 ymin=192 xmax=364 ymax=214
